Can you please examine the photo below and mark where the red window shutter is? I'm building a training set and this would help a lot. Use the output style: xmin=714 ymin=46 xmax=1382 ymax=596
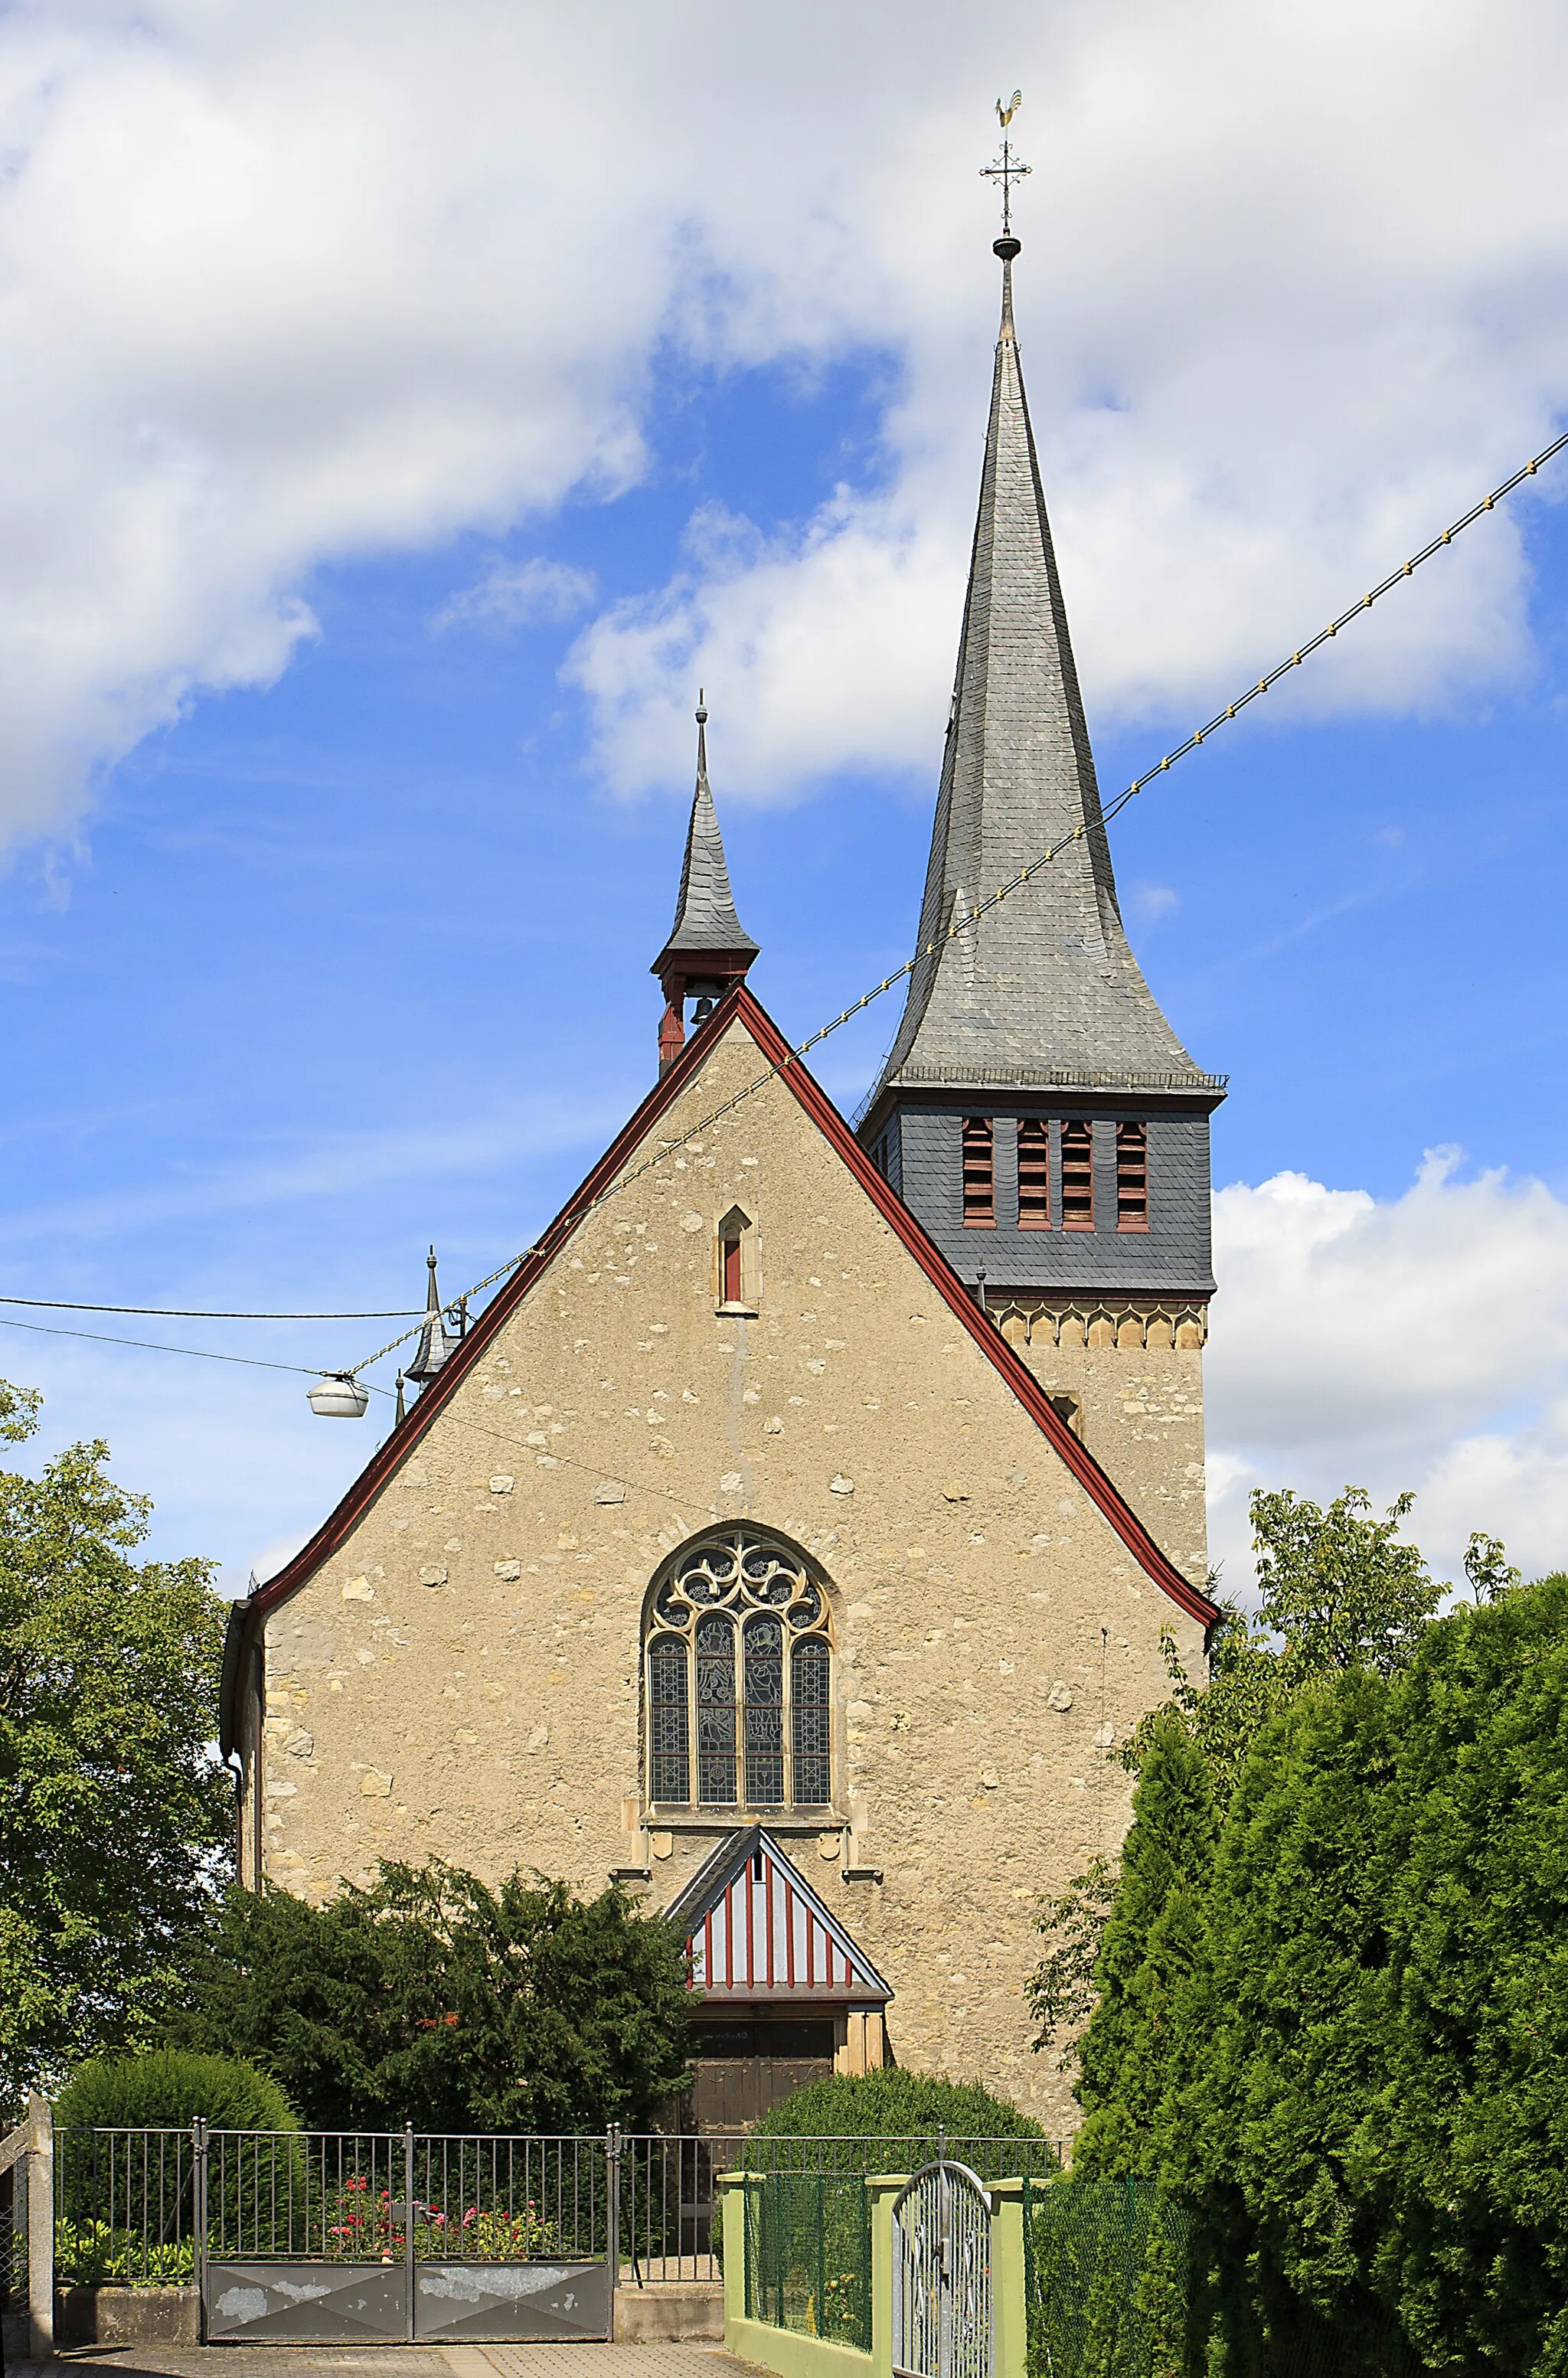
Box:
xmin=1116 ymin=1122 xmax=1148 ymax=1230
xmin=722 ymin=1236 xmax=743 ymax=1302
xmin=1061 ymin=1120 xmax=1094 ymax=1230
xmin=962 ymin=1118 xmax=995 ymax=1226
xmin=1017 ymin=1119 xmax=1050 ymax=1229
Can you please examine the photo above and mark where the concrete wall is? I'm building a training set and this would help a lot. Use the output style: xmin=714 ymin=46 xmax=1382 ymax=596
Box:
xmin=244 ymin=1014 xmax=1207 ymax=2133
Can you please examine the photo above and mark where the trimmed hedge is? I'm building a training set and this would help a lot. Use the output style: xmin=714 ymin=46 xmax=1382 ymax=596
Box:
xmin=56 ymin=2047 xmax=299 ymax=2134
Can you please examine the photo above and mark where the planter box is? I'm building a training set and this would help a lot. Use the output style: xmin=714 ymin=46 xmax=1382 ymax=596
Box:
xmin=56 ymin=2284 xmax=201 ymax=2346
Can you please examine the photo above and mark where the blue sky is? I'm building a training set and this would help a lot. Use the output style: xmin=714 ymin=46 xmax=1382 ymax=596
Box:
xmin=2 ymin=0 xmax=1568 ymax=1597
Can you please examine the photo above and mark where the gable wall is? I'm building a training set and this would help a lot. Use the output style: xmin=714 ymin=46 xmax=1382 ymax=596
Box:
xmin=250 ymin=1017 xmax=1205 ymax=2130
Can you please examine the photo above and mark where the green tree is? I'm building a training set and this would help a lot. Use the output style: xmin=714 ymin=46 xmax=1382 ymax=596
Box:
xmin=170 ymin=1860 xmax=694 ymax=2131
xmin=0 ymin=1379 xmax=230 ymax=2106
xmin=1070 ymin=1714 xmax=1218 ymax=2183
xmin=1128 ymin=1485 xmax=1443 ymax=1801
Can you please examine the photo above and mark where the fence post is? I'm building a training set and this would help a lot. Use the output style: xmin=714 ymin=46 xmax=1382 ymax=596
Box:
xmin=714 ymin=2171 xmax=753 ymax=2346
xmin=403 ymin=2124 xmax=416 ymax=2344
xmin=605 ymin=2125 xmax=622 ymax=2342
xmin=864 ymin=2173 xmax=908 ymax=2378
xmin=988 ymin=2178 xmax=1028 ymax=2378
xmin=25 ymin=2093 xmax=53 ymax=2363
xmin=191 ymin=2118 xmax=209 ymax=2342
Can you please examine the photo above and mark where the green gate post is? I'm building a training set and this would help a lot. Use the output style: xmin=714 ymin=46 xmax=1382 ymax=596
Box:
xmin=864 ymin=2174 xmax=909 ymax=2378
xmin=716 ymin=2170 xmax=761 ymax=2344
xmin=988 ymin=2179 xmax=1028 ymax=2378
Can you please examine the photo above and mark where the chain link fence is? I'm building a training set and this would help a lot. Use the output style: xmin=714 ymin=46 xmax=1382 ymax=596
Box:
xmin=743 ymin=2169 xmax=873 ymax=2353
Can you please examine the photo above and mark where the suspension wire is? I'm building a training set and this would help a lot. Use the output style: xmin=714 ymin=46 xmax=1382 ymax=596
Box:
xmin=0 ymin=1309 xmax=400 ymax=1387
xmin=344 ymin=415 xmax=1568 ymax=1380
xmin=11 ymin=423 xmax=1561 ymax=1400
xmin=0 ymin=1295 xmax=425 ymax=1321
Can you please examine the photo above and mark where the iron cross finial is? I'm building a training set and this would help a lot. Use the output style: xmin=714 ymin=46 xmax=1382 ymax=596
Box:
xmin=981 ymin=91 xmax=1031 ymax=239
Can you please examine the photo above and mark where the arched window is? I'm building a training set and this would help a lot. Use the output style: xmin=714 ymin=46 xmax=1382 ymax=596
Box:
xmin=645 ymin=1531 xmax=835 ymax=1810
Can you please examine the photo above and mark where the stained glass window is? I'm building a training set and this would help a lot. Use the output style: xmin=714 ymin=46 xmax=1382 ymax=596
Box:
xmin=696 ymin=1614 xmax=737 ymax=1805
xmin=648 ymin=1634 xmax=690 ymax=1803
xmin=744 ymin=1614 xmax=786 ymax=1802
xmin=792 ymin=1635 xmax=831 ymax=1805
xmin=644 ymin=1530 xmax=833 ymax=1809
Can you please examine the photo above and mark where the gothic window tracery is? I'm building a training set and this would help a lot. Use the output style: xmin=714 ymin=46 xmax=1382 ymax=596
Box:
xmin=645 ymin=1531 xmax=835 ymax=1809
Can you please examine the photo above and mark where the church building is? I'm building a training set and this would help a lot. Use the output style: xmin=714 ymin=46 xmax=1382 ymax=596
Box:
xmin=221 ymin=227 xmax=1223 ymax=2133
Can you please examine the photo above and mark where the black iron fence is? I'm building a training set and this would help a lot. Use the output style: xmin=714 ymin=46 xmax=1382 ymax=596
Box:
xmin=52 ymin=2124 xmax=1063 ymax=2298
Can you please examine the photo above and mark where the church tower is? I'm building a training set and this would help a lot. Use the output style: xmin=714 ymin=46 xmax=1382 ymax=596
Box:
xmin=857 ymin=231 xmax=1225 ymax=1586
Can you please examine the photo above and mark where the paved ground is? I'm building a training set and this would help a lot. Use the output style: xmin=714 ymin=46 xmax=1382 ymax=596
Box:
xmin=15 ymin=2352 xmax=744 ymax=2378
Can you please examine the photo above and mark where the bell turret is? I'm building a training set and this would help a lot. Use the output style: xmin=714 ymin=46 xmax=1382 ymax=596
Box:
xmin=651 ymin=697 xmax=760 ymax=1073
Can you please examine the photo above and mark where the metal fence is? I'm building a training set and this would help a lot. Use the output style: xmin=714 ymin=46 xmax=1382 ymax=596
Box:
xmin=744 ymin=2169 xmax=874 ymax=2354
xmin=51 ymin=2125 xmax=1063 ymax=2302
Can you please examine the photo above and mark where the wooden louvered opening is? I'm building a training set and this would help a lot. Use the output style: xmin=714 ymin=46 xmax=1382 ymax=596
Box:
xmin=1017 ymin=1118 xmax=1050 ymax=1228
xmin=1061 ymin=1119 xmax=1095 ymax=1230
xmin=1116 ymin=1120 xmax=1149 ymax=1231
xmin=962 ymin=1117 xmax=995 ymax=1226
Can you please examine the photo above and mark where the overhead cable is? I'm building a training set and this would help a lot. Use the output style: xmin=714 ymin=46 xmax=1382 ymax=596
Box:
xmin=0 ymin=1295 xmax=424 ymax=1321
xmin=0 ymin=1311 xmax=394 ymax=1390
xmin=342 ymin=418 xmax=1568 ymax=1382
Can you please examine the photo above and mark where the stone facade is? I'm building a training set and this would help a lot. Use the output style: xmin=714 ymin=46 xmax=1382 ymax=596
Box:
xmin=237 ymin=1005 xmax=1210 ymax=2133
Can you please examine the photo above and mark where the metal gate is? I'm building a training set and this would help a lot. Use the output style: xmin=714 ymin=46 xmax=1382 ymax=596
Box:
xmin=198 ymin=2127 xmax=615 ymax=2344
xmin=891 ymin=2161 xmax=993 ymax=2378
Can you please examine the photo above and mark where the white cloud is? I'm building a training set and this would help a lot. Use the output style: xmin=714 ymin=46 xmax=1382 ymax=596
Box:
xmin=0 ymin=0 xmax=1566 ymax=841
xmin=1206 ymin=1155 xmax=1568 ymax=1593
xmin=433 ymin=557 xmax=596 ymax=634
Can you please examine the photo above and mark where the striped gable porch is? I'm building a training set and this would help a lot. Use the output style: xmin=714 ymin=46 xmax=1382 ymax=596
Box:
xmin=663 ymin=1826 xmax=892 ymax=2008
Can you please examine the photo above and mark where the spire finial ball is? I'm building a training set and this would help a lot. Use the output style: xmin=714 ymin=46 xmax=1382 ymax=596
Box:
xmin=994 ymin=235 xmax=1021 ymax=263
xmin=695 ymin=686 xmax=708 ymax=726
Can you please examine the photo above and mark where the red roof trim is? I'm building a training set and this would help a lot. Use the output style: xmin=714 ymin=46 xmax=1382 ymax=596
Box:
xmin=234 ymin=983 xmax=1214 ymax=1682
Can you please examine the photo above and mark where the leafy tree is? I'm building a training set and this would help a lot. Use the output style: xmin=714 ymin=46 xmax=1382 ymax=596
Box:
xmin=1463 ymin=1529 xmax=1521 ymax=1603
xmin=0 ymin=1379 xmax=230 ymax=2108
xmin=169 ymin=1860 xmax=694 ymax=2132
xmin=1127 ymin=1485 xmax=1443 ymax=1801
xmin=1027 ymin=1853 xmax=1116 ymax=2069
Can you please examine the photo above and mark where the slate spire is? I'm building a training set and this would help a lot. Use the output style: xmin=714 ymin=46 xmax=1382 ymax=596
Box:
xmin=871 ymin=242 xmax=1207 ymax=1099
xmin=652 ymin=698 xmax=760 ymax=1073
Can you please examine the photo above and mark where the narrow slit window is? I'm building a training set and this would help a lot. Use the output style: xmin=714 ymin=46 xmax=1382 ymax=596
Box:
xmin=1061 ymin=1120 xmax=1095 ymax=1230
xmin=717 ymin=1206 xmax=753 ymax=1309
xmin=1116 ymin=1122 xmax=1149 ymax=1230
xmin=962 ymin=1117 xmax=995 ymax=1227
xmin=1018 ymin=1119 xmax=1050 ymax=1229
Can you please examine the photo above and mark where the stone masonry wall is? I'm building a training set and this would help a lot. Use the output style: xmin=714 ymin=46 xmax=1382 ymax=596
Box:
xmin=248 ymin=1014 xmax=1207 ymax=2135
